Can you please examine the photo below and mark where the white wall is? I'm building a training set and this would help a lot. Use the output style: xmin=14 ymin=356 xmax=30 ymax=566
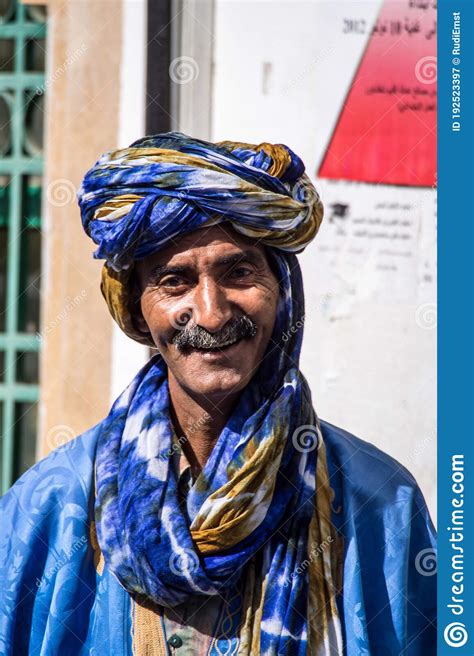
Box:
xmin=111 ymin=0 xmax=149 ymax=401
xmin=212 ymin=0 xmax=437 ymax=520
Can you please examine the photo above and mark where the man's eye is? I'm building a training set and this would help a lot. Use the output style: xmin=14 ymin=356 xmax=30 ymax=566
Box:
xmin=160 ymin=276 xmax=186 ymax=287
xmin=228 ymin=267 xmax=252 ymax=279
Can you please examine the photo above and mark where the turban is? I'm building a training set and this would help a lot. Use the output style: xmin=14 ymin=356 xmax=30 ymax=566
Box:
xmin=77 ymin=131 xmax=323 ymax=346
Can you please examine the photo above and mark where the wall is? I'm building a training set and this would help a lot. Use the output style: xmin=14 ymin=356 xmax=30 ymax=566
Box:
xmin=212 ymin=0 xmax=437 ymax=520
xmin=38 ymin=0 xmax=123 ymax=457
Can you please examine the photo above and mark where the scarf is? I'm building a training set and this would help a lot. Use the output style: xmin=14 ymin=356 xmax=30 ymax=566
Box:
xmin=79 ymin=133 xmax=343 ymax=654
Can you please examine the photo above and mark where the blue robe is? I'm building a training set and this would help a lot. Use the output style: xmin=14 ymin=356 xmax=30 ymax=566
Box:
xmin=0 ymin=419 xmax=436 ymax=655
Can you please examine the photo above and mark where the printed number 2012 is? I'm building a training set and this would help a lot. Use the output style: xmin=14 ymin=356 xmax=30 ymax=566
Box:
xmin=343 ymin=19 xmax=366 ymax=34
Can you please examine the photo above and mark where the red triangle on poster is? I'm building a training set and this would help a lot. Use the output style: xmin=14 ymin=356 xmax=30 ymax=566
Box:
xmin=318 ymin=1 xmax=437 ymax=187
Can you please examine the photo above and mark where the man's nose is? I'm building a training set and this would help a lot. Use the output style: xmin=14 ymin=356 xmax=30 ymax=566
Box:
xmin=192 ymin=278 xmax=234 ymax=333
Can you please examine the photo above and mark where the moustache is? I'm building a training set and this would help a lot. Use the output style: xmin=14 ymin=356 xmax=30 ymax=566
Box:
xmin=172 ymin=315 xmax=257 ymax=352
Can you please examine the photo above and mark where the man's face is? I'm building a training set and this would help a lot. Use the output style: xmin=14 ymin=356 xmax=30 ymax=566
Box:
xmin=135 ymin=224 xmax=279 ymax=401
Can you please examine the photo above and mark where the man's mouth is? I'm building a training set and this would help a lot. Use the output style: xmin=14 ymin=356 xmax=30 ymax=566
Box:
xmin=182 ymin=335 xmax=243 ymax=353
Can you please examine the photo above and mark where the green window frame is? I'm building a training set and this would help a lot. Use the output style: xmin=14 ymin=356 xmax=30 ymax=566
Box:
xmin=0 ymin=1 xmax=46 ymax=493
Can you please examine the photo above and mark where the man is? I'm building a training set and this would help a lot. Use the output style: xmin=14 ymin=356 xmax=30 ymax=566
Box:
xmin=0 ymin=132 xmax=436 ymax=655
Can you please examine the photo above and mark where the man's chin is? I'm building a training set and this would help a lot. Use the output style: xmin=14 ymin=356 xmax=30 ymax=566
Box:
xmin=181 ymin=370 xmax=249 ymax=399
xmin=170 ymin=360 xmax=254 ymax=403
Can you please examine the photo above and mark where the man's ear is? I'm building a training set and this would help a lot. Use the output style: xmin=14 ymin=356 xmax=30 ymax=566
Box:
xmin=128 ymin=268 xmax=151 ymax=335
xmin=133 ymin=310 xmax=149 ymax=333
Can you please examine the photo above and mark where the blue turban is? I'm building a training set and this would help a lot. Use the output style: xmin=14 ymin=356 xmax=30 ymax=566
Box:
xmin=77 ymin=131 xmax=323 ymax=345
